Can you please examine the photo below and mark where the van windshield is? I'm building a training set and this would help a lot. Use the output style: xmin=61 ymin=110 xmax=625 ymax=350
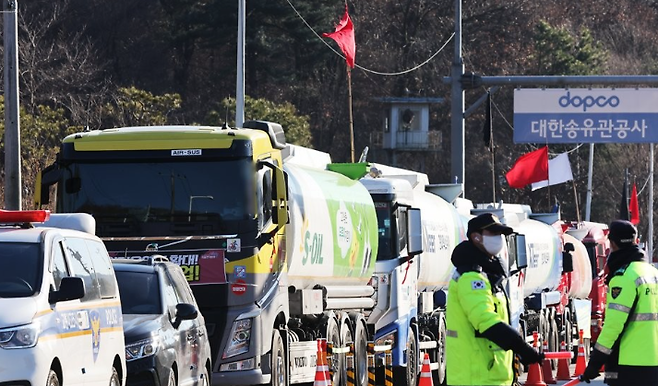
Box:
xmin=0 ymin=243 xmax=41 ymax=298
xmin=115 ymin=270 xmax=162 ymax=314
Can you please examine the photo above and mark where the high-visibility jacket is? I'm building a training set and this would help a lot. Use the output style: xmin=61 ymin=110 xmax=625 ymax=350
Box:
xmin=446 ymin=268 xmax=514 ymax=385
xmin=595 ymin=261 xmax=658 ymax=367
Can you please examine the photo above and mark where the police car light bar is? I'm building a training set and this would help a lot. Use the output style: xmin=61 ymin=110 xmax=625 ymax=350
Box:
xmin=0 ymin=209 xmax=51 ymax=223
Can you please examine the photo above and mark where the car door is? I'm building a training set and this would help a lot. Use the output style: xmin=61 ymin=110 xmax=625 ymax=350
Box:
xmin=161 ymin=268 xmax=193 ymax=385
xmin=166 ymin=265 xmax=203 ymax=386
xmin=48 ymin=239 xmax=87 ymax=386
xmin=60 ymin=238 xmax=99 ymax=385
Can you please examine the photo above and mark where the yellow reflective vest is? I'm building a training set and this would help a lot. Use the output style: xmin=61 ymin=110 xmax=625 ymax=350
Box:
xmin=446 ymin=269 xmax=514 ymax=385
xmin=595 ymin=261 xmax=658 ymax=366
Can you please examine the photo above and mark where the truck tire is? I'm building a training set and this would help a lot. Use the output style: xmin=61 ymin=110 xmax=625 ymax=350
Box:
xmin=325 ymin=316 xmax=343 ymax=386
xmin=394 ymin=328 xmax=418 ymax=386
xmin=548 ymin=316 xmax=559 ymax=368
xmin=353 ymin=320 xmax=369 ymax=386
xmin=433 ymin=316 xmax=446 ymax=386
xmin=269 ymin=330 xmax=287 ymax=386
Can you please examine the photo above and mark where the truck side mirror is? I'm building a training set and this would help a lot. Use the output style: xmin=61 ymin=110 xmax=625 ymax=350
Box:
xmin=258 ymin=160 xmax=288 ymax=227
xmin=35 ymin=164 xmax=62 ymax=207
xmin=508 ymin=233 xmax=527 ymax=270
xmin=562 ymin=242 xmax=574 ymax=273
xmin=406 ymin=207 xmax=423 ymax=256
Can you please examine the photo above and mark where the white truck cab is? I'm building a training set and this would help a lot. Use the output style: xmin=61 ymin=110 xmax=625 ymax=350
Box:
xmin=0 ymin=210 xmax=126 ymax=386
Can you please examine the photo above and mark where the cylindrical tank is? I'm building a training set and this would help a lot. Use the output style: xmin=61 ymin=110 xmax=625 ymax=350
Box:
xmin=517 ymin=219 xmax=563 ymax=297
xmin=284 ymin=162 xmax=379 ymax=289
xmin=563 ymin=233 xmax=593 ymax=299
xmin=414 ymin=191 xmax=468 ymax=291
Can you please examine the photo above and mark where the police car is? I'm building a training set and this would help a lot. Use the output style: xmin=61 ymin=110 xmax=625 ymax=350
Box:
xmin=0 ymin=210 xmax=126 ymax=386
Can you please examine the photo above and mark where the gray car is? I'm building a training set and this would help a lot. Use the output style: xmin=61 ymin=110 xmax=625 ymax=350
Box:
xmin=113 ymin=257 xmax=211 ymax=386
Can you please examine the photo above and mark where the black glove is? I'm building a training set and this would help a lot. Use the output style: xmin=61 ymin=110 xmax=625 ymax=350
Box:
xmin=480 ymin=322 xmax=544 ymax=365
xmin=580 ymin=347 xmax=608 ymax=383
xmin=578 ymin=374 xmax=592 ymax=384
xmin=517 ymin=344 xmax=544 ymax=365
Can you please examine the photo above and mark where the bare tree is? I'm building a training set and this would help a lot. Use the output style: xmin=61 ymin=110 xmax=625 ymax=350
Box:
xmin=13 ymin=0 xmax=115 ymax=128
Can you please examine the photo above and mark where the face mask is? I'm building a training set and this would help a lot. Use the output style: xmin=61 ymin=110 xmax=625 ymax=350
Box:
xmin=482 ymin=234 xmax=504 ymax=256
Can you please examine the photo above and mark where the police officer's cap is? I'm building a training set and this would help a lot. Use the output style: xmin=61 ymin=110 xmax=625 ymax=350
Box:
xmin=467 ymin=213 xmax=513 ymax=237
xmin=608 ymin=219 xmax=637 ymax=246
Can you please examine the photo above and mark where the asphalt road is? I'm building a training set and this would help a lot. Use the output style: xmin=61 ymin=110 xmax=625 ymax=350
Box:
xmin=517 ymin=361 xmax=606 ymax=386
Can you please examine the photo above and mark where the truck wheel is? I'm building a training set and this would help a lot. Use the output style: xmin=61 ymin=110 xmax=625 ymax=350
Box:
xmin=433 ymin=316 xmax=446 ymax=385
xmin=562 ymin=310 xmax=573 ymax=354
xmin=353 ymin=320 xmax=369 ymax=386
xmin=270 ymin=330 xmax=287 ymax=386
xmin=394 ymin=328 xmax=418 ymax=386
xmin=325 ymin=317 xmax=343 ymax=386
xmin=549 ymin=316 xmax=559 ymax=368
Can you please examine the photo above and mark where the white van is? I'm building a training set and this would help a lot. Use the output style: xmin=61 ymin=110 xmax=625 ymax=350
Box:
xmin=0 ymin=210 xmax=126 ymax=386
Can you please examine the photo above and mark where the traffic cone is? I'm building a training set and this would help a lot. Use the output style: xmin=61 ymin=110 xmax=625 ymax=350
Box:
xmin=556 ymin=341 xmax=571 ymax=381
xmin=541 ymin=338 xmax=556 ymax=384
xmin=314 ymin=339 xmax=330 ymax=386
xmin=418 ymin=352 xmax=433 ymax=386
xmin=573 ymin=329 xmax=587 ymax=377
xmin=524 ymin=332 xmax=547 ymax=386
xmin=319 ymin=338 xmax=332 ymax=384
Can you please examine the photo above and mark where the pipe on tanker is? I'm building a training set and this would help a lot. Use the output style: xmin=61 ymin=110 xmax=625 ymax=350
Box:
xmin=324 ymin=286 xmax=375 ymax=298
xmin=325 ymin=298 xmax=376 ymax=310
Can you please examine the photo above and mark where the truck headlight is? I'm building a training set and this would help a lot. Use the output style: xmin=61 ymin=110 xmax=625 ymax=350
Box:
xmin=223 ymin=318 xmax=252 ymax=359
xmin=0 ymin=323 xmax=39 ymax=349
xmin=126 ymin=336 xmax=160 ymax=361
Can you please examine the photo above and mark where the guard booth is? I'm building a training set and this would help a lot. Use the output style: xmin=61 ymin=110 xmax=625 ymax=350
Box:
xmin=370 ymin=97 xmax=444 ymax=169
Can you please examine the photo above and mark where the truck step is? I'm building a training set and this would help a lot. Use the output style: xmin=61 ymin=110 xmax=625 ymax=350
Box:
xmin=418 ymin=341 xmax=437 ymax=349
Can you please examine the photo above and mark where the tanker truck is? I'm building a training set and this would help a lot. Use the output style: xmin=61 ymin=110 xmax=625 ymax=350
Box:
xmin=359 ymin=166 xmax=528 ymax=386
xmin=472 ymin=204 xmax=607 ymax=361
xmin=35 ymin=121 xmax=424 ymax=386
xmin=562 ymin=221 xmax=610 ymax=349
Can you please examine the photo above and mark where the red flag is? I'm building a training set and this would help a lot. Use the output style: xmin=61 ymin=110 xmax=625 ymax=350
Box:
xmin=322 ymin=5 xmax=356 ymax=68
xmin=505 ymin=146 xmax=549 ymax=189
xmin=629 ymin=182 xmax=640 ymax=225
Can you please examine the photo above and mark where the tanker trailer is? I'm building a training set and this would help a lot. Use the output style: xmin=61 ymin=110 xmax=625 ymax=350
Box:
xmin=282 ymin=152 xmax=384 ymax=386
xmin=565 ymin=221 xmax=609 ymax=350
xmin=472 ymin=204 xmax=593 ymax=361
xmin=360 ymin=172 xmax=467 ymax=386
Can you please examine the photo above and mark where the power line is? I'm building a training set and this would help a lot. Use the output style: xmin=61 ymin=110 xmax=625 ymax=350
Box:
xmin=284 ymin=0 xmax=454 ymax=76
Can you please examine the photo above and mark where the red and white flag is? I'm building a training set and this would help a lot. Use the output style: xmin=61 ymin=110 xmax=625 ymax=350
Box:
xmin=531 ymin=152 xmax=573 ymax=191
xmin=505 ymin=146 xmax=549 ymax=189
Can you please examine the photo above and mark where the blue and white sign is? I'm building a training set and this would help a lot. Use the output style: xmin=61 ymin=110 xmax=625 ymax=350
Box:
xmin=514 ymin=88 xmax=658 ymax=143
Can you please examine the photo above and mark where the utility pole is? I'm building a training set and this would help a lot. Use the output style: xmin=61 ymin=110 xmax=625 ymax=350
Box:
xmin=235 ymin=0 xmax=245 ymax=128
xmin=4 ymin=0 xmax=21 ymax=210
xmin=450 ymin=0 xmax=464 ymax=193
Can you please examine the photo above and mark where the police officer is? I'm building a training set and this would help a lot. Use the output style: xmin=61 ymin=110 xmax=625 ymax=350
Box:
xmin=446 ymin=213 xmax=543 ymax=386
xmin=580 ymin=219 xmax=658 ymax=385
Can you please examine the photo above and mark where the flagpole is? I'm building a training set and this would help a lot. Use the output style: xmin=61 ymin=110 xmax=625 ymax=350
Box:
xmin=488 ymin=91 xmax=496 ymax=202
xmin=585 ymin=143 xmax=594 ymax=221
xmin=347 ymin=65 xmax=355 ymax=163
xmin=649 ymin=144 xmax=654 ymax=261
xmin=546 ymin=144 xmax=550 ymax=212
xmin=572 ymin=180 xmax=581 ymax=224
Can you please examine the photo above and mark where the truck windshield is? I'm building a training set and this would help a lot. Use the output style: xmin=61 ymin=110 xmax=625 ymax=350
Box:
xmin=0 ymin=243 xmax=41 ymax=298
xmin=374 ymin=202 xmax=396 ymax=261
xmin=56 ymin=160 xmax=255 ymax=236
